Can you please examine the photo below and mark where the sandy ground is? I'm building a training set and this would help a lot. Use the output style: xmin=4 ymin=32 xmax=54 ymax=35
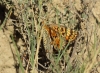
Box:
xmin=0 ymin=30 xmax=16 ymax=73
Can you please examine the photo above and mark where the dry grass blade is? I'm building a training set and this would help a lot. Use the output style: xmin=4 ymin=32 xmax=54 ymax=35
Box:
xmin=32 ymin=26 xmax=43 ymax=72
xmin=84 ymin=47 xmax=100 ymax=73
xmin=0 ymin=8 xmax=12 ymax=29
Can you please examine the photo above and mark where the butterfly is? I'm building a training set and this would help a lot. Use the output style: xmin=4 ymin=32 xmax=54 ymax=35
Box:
xmin=42 ymin=23 xmax=78 ymax=50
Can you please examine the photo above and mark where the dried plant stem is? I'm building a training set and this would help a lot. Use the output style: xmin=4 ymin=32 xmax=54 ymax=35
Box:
xmin=32 ymin=27 xmax=43 ymax=72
